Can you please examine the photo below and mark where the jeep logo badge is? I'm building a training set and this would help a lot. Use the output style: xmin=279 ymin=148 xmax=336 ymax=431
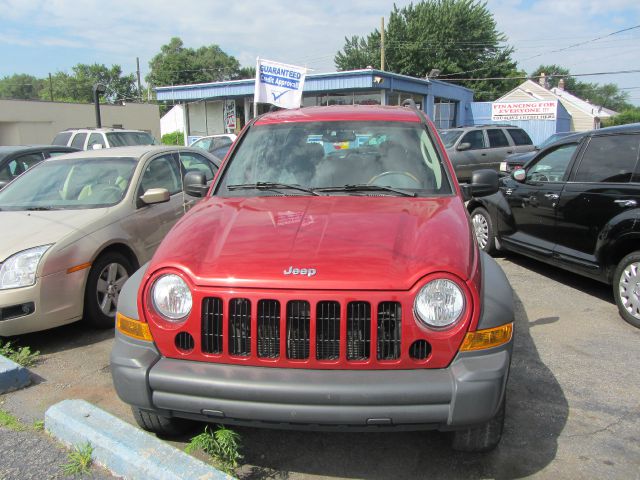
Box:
xmin=283 ymin=266 xmax=317 ymax=277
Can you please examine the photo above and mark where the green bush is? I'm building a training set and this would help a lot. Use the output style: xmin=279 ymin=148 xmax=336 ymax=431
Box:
xmin=161 ymin=131 xmax=185 ymax=146
xmin=602 ymin=108 xmax=640 ymax=127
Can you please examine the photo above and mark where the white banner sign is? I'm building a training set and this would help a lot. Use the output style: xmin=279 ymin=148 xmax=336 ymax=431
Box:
xmin=492 ymin=101 xmax=557 ymax=121
xmin=224 ymin=99 xmax=236 ymax=132
xmin=254 ymin=58 xmax=307 ymax=109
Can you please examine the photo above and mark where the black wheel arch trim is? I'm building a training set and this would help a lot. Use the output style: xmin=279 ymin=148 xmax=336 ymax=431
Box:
xmin=477 ymin=251 xmax=514 ymax=330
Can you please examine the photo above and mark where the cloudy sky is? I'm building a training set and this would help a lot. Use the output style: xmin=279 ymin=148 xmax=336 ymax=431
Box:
xmin=1 ymin=0 xmax=639 ymax=105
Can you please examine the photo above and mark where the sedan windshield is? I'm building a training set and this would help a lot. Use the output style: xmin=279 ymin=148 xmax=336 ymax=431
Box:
xmin=217 ymin=121 xmax=452 ymax=197
xmin=0 ymin=157 xmax=137 ymax=210
xmin=106 ymin=132 xmax=156 ymax=147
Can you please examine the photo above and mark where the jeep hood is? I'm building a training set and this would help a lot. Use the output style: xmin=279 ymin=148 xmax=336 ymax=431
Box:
xmin=150 ymin=196 xmax=475 ymax=290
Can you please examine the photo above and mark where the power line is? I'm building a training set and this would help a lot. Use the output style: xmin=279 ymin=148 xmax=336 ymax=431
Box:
xmin=443 ymin=69 xmax=640 ymax=82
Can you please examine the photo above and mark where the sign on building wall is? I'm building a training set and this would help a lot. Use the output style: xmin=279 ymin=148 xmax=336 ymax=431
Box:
xmin=254 ymin=58 xmax=307 ymax=109
xmin=492 ymin=101 xmax=557 ymax=121
xmin=224 ymin=100 xmax=236 ymax=133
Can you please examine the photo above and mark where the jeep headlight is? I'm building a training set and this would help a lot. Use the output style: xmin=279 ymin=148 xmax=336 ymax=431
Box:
xmin=0 ymin=245 xmax=52 ymax=290
xmin=414 ymin=279 xmax=465 ymax=328
xmin=151 ymin=274 xmax=192 ymax=321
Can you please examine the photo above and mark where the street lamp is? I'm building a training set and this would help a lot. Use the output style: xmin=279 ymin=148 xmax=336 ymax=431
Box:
xmin=93 ymin=83 xmax=106 ymax=128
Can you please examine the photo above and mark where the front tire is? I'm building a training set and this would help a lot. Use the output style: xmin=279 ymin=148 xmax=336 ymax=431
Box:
xmin=613 ymin=251 xmax=640 ymax=329
xmin=132 ymin=407 xmax=195 ymax=436
xmin=84 ymin=252 xmax=134 ymax=329
xmin=451 ymin=396 xmax=505 ymax=452
xmin=471 ymin=207 xmax=496 ymax=254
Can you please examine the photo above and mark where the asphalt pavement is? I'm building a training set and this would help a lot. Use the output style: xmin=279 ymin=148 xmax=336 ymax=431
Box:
xmin=0 ymin=254 xmax=639 ymax=479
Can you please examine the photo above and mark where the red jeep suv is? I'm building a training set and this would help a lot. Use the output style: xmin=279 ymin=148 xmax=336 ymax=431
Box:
xmin=111 ymin=104 xmax=514 ymax=452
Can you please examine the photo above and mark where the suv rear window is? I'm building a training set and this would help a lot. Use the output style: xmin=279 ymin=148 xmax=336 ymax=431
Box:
xmin=487 ymin=129 xmax=510 ymax=148
xmin=71 ymin=133 xmax=87 ymax=149
xmin=52 ymin=132 xmax=72 ymax=146
xmin=507 ymin=129 xmax=533 ymax=146
xmin=574 ymin=134 xmax=640 ymax=183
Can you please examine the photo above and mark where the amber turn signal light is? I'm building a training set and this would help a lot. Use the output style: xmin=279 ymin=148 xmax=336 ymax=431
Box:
xmin=459 ymin=323 xmax=513 ymax=352
xmin=116 ymin=313 xmax=154 ymax=342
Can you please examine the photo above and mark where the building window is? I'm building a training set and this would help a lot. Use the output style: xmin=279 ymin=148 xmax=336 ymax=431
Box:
xmin=433 ymin=98 xmax=458 ymax=129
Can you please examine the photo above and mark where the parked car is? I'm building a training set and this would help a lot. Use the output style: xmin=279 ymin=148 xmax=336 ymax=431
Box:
xmin=111 ymin=104 xmax=514 ymax=452
xmin=0 ymin=146 xmax=220 ymax=337
xmin=467 ymin=123 xmax=640 ymax=328
xmin=440 ymin=125 xmax=535 ymax=182
xmin=0 ymin=145 xmax=79 ymax=190
xmin=190 ymin=133 xmax=237 ymax=159
xmin=52 ymin=128 xmax=158 ymax=150
xmin=500 ymin=131 xmax=580 ymax=173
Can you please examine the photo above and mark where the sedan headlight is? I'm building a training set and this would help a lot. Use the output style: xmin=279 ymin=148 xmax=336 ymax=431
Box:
xmin=151 ymin=274 xmax=192 ymax=322
xmin=0 ymin=245 xmax=52 ymax=290
xmin=414 ymin=278 xmax=465 ymax=328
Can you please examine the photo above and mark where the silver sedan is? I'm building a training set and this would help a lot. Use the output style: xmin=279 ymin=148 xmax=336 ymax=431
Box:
xmin=0 ymin=145 xmax=219 ymax=336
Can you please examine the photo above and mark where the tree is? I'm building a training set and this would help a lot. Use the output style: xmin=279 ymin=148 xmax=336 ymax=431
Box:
xmin=146 ymin=37 xmax=248 ymax=88
xmin=530 ymin=64 xmax=632 ymax=112
xmin=42 ymin=64 xmax=137 ymax=103
xmin=334 ymin=0 xmax=521 ymax=100
xmin=0 ymin=74 xmax=45 ymax=100
xmin=603 ymin=107 xmax=640 ymax=127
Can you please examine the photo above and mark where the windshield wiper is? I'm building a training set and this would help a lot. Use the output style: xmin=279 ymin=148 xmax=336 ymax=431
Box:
xmin=227 ymin=182 xmax=319 ymax=196
xmin=25 ymin=206 xmax=57 ymax=211
xmin=315 ymin=184 xmax=417 ymax=197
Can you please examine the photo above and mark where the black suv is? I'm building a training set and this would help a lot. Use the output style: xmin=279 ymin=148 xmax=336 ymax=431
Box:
xmin=467 ymin=123 xmax=640 ymax=328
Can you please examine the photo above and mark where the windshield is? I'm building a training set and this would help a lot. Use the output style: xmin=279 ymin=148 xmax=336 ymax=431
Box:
xmin=191 ymin=138 xmax=213 ymax=150
xmin=217 ymin=121 xmax=452 ymax=197
xmin=106 ymin=131 xmax=156 ymax=147
xmin=439 ymin=129 xmax=463 ymax=149
xmin=0 ymin=157 xmax=137 ymax=210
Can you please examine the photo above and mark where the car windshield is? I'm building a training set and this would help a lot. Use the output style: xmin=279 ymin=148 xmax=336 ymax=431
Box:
xmin=439 ymin=129 xmax=463 ymax=148
xmin=106 ymin=132 xmax=156 ymax=147
xmin=0 ymin=157 xmax=137 ymax=210
xmin=217 ymin=121 xmax=452 ymax=197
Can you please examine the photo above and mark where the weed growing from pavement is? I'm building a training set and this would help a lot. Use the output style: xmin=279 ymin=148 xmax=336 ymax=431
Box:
xmin=186 ymin=425 xmax=243 ymax=474
xmin=0 ymin=409 xmax=25 ymax=431
xmin=0 ymin=340 xmax=40 ymax=367
xmin=32 ymin=419 xmax=45 ymax=431
xmin=61 ymin=442 xmax=93 ymax=476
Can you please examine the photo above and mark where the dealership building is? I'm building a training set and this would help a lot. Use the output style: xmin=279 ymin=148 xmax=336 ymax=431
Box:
xmin=155 ymin=68 xmax=474 ymax=142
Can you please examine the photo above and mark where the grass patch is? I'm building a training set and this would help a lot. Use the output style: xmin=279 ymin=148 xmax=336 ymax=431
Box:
xmin=186 ymin=425 xmax=243 ymax=474
xmin=33 ymin=419 xmax=45 ymax=431
xmin=61 ymin=442 xmax=93 ymax=476
xmin=0 ymin=409 xmax=25 ymax=431
xmin=0 ymin=340 xmax=40 ymax=367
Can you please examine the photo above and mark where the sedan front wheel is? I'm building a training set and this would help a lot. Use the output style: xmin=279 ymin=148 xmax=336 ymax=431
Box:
xmin=84 ymin=252 xmax=134 ymax=329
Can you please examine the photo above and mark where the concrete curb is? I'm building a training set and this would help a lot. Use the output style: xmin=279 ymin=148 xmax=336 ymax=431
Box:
xmin=0 ymin=354 xmax=31 ymax=394
xmin=45 ymin=399 xmax=232 ymax=480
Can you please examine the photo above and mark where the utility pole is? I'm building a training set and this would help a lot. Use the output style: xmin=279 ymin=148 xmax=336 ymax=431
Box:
xmin=136 ymin=57 xmax=142 ymax=101
xmin=48 ymin=73 xmax=54 ymax=101
xmin=380 ymin=17 xmax=385 ymax=71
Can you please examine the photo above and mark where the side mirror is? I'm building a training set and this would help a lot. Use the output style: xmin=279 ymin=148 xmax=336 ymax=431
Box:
xmin=0 ymin=180 xmax=8 ymax=190
xmin=513 ymin=169 xmax=526 ymax=182
xmin=461 ymin=169 xmax=499 ymax=200
xmin=139 ymin=188 xmax=170 ymax=205
xmin=456 ymin=142 xmax=471 ymax=151
xmin=91 ymin=144 xmax=104 ymax=150
xmin=184 ymin=171 xmax=208 ymax=197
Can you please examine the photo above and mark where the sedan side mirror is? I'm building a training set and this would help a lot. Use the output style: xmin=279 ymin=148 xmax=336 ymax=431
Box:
xmin=456 ymin=142 xmax=471 ymax=152
xmin=92 ymin=144 xmax=104 ymax=150
xmin=184 ymin=171 xmax=208 ymax=197
xmin=461 ymin=169 xmax=499 ymax=200
xmin=139 ymin=188 xmax=170 ymax=205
